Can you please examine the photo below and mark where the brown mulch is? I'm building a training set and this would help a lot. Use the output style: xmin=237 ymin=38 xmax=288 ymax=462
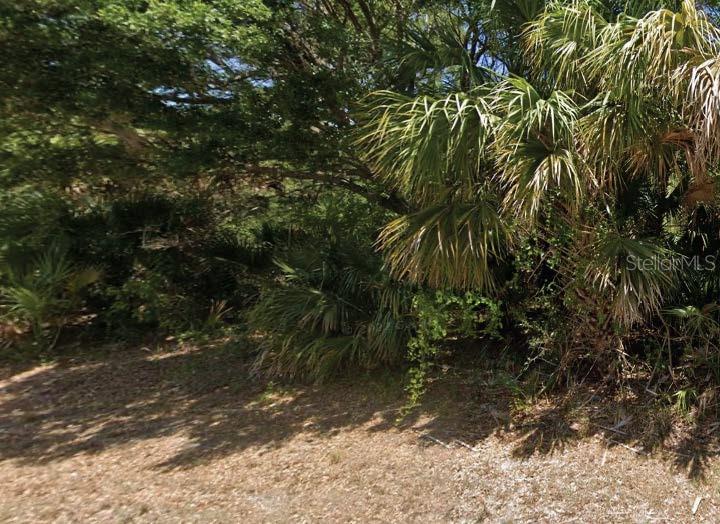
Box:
xmin=1 ymin=344 xmax=719 ymax=523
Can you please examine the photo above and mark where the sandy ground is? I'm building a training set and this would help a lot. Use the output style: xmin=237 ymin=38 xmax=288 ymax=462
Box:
xmin=1 ymin=344 xmax=719 ymax=523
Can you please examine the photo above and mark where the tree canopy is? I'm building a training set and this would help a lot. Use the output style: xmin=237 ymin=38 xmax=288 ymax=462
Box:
xmin=3 ymin=1 xmax=720 ymax=403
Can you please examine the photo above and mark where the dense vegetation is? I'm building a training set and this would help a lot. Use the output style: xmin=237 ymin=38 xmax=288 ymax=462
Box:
xmin=3 ymin=0 xmax=720 ymax=408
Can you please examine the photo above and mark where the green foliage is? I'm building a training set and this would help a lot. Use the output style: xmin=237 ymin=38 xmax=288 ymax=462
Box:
xmin=379 ymin=200 xmax=509 ymax=291
xmin=0 ymin=245 xmax=100 ymax=344
xmin=5 ymin=0 xmax=720 ymax=414
xmin=248 ymin=243 xmax=413 ymax=382
xmin=354 ymin=0 xmax=720 ymax=383
xmin=405 ymin=290 xmax=504 ymax=406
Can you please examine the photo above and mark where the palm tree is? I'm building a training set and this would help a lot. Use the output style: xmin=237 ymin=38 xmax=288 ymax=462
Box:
xmin=358 ymin=0 xmax=720 ymax=353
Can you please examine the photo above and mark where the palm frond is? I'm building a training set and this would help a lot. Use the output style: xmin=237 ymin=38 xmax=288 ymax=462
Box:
xmin=490 ymin=78 xmax=585 ymax=218
xmin=378 ymin=199 xmax=509 ymax=291
xmin=492 ymin=78 xmax=579 ymax=146
xmin=491 ymin=0 xmax=546 ymax=24
xmin=391 ymin=17 xmax=488 ymax=91
xmin=585 ymin=233 xmax=678 ymax=325
xmin=588 ymin=1 xmax=719 ymax=97
xmin=524 ymin=0 xmax=608 ymax=90
xmin=248 ymin=243 xmax=413 ymax=381
xmin=578 ymin=93 xmax=685 ymax=187
xmin=679 ymin=56 xmax=720 ymax=163
xmin=358 ymin=89 xmax=496 ymax=204
xmin=498 ymin=143 xmax=588 ymax=219
xmin=0 ymin=244 xmax=99 ymax=338
xmin=665 ymin=302 xmax=720 ymax=341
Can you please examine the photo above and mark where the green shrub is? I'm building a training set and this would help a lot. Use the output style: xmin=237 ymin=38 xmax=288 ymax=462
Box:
xmin=0 ymin=245 xmax=100 ymax=347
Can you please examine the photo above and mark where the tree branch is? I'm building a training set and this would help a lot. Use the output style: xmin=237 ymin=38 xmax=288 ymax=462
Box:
xmin=242 ymin=165 xmax=408 ymax=214
xmin=157 ymin=93 xmax=233 ymax=105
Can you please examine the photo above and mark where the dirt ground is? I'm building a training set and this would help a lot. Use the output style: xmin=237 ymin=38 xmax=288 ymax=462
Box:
xmin=2 ymin=343 xmax=720 ymax=523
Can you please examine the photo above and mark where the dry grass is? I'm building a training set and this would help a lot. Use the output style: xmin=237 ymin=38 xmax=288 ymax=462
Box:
xmin=1 ymin=343 xmax=720 ymax=522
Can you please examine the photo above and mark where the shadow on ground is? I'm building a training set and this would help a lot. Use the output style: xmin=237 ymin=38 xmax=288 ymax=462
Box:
xmin=1 ymin=343 xmax=719 ymax=477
